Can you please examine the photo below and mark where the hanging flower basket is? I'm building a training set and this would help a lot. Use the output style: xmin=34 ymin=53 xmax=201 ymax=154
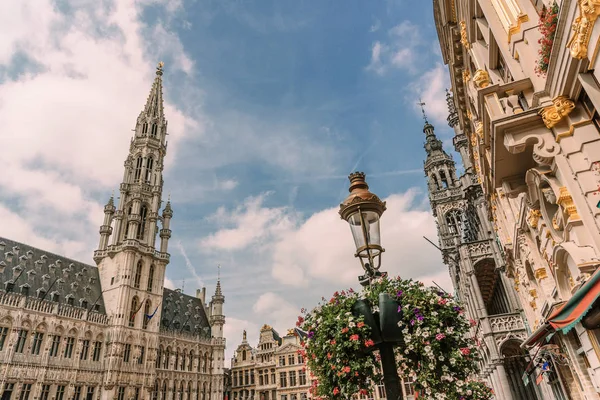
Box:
xmin=297 ymin=276 xmax=494 ymax=399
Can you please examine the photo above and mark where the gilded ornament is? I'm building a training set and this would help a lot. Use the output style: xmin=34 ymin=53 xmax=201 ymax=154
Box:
xmin=567 ymin=0 xmax=600 ymax=59
xmin=556 ymin=186 xmax=581 ymax=220
xmin=460 ymin=21 xmax=471 ymax=49
xmin=539 ymin=96 xmax=575 ymax=129
xmin=529 ymin=289 xmax=538 ymax=299
xmin=470 ymin=132 xmax=478 ymax=147
xmin=466 ymin=110 xmax=473 ymax=120
xmin=527 ymin=209 xmax=542 ymax=228
xmin=534 ymin=267 xmax=548 ymax=280
xmin=462 ymin=69 xmax=471 ymax=84
xmin=473 ymin=69 xmax=491 ymax=88
xmin=530 ymin=300 xmax=537 ymax=310
xmin=476 ymin=122 xmax=483 ymax=138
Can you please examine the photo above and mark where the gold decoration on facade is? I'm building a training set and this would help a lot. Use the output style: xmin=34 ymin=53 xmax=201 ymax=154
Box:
xmin=534 ymin=267 xmax=548 ymax=280
xmin=460 ymin=21 xmax=471 ymax=49
xmin=449 ymin=0 xmax=457 ymax=23
xmin=508 ymin=14 xmax=530 ymax=43
xmin=539 ymin=96 xmax=576 ymax=129
xmin=260 ymin=324 xmax=273 ymax=332
xmin=470 ymin=132 xmax=478 ymax=147
xmin=527 ymin=209 xmax=542 ymax=228
xmin=462 ymin=69 xmax=471 ymax=84
xmin=466 ymin=110 xmax=473 ymax=120
xmin=557 ymin=186 xmax=581 ymax=220
xmin=476 ymin=121 xmax=483 ymax=138
xmin=473 ymin=151 xmax=480 ymax=161
xmin=530 ymin=300 xmax=537 ymax=310
xmin=287 ymin=329 xmax=296 ymax=336
xmin=473 ymin=69 xmax=491 ymax=88
xmin=529 ymin=289 xmax=538 ymax=299
xmin=569 ymin=275 xmax=576 ymax=289
xmin=567 ymin=0 xmax=600 ymax=59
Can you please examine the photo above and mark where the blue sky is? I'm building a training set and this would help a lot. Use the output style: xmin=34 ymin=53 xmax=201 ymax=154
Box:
xmin=0 ymin=0 xmax=454 ymax=362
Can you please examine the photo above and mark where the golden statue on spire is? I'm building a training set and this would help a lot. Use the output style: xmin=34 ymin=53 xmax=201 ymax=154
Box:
xmin=158 ymin=61 xmax=164 ymax=70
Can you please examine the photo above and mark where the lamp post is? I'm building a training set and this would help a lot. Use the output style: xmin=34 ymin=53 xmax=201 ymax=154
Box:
xmin=339 ymin=172 xmax=403 ymax=400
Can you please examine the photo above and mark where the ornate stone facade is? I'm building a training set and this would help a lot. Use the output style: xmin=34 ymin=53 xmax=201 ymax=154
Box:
xmin=433 ymin=0 xmax=600 ymax=398
xmin=0 ymin=64 xmax=226 ymax=400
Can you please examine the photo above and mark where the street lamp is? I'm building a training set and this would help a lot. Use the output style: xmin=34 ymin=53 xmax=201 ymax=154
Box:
xmin=339 ymin=172 xmax=387 ymax=286
xmin=339 ymin=172 xmax=403 ymax=400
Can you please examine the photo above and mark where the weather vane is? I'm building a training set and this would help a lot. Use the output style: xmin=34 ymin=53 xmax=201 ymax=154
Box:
xmin=218 ymin=264 xmax=221 ymax=280
xmin=417 ymin=98 xmax=428 ymax=123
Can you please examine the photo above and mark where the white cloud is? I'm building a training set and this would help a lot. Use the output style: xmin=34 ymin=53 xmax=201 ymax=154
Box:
xmin=408 ymin=63 xmax=451 ymax=125
xmin=253 ymin=292 xmax=299 ymax=331
xmin=0 ymin=0 xmax=198 ymax=262
xmin=365 ymin=21 xmax=420 ymax=75
xmin=223 ymin=317 xmax=260 ymax=367
xmin=199 ymin=189 xmax=448 ymax=289
xmin=164 ymin=277 xmax=176 ymax=290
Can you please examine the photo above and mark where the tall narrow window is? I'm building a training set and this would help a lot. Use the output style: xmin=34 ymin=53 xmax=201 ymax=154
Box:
xmin=92 ymin=341 xmax=102 ymax=361
xmin=80 ymin=339 xmax=90 ymax=360
xmin=20 ymin=383 xmax=32 ymax=400
xmin=130 ymin=297 xmax=139 ymax=327
xmin=138 ymin=346 xmax=145 ymax=364
xmin=0 ymin=326 xmax=9 ymax=351
xmin=151 ymin=124 xmax=158 ymax=137
xmin=15 ymin=329 xmax=28 ymax=353
xmin=142 ymin=122 xmax=149 ymax=135
xmin=49 ymin=335 xmax=61 ymax=357
xmin=64 ymin=337 xmax=75 ymax=358
xmin=145 ymin=157 xmax=154 ymax=184
xmin=147 ymin=265 xmax=155 ymax=291
xmin=143 ymin=301 xmax=151 ymax=329
xmin=31 ymin=332 xmax=44 ymax=355
xmin=56 ymin=385 xmax=66 ymax=400
xmin=137 ymin=205 xmax=148 ymax=240
xmin=40 ymin=385 xmax=51 ymax=400
xmin=123 ymin=343 xmax=131 ymax=363
xmin=134 ymin=261 xmax=142 ymax=288
xmin=134 ymin=156 xmax=143 ymax=182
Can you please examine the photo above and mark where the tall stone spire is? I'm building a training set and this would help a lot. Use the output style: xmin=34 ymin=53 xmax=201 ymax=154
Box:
xmin=141 ymin=62 xmax=165 ymax=123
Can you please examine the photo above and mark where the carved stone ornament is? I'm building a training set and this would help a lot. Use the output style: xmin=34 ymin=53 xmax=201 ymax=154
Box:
xmin=527 ymin=209 xmax=542 ymax=228
xmin=476 ymin=121 xmax=483 ymax=138
xmin=473 ymin=69 xmax=491 ymax=88
xmin=567 ymin=0 xmax=600 ymax=59
xmin=460 ymin=21 xmax=471 ymax=49
xmin=539 ymin=96 xmax=576 ymax=129
xmin=557 ymin=186 xmax=581 ymax=220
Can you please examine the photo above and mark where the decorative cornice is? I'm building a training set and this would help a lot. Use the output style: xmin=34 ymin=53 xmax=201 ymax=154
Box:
xmin=555 ymin=119 xmax=593 ymax=142
xmin=473 ymin=69 xmax=491 ymax=88
xmin=557 ymin=186 xmax=581 ymax=220
xmin=539 ymin=96 xmax=575 ymax=129
xmin=460 ymin=21 xmax=471 ymax=49
xmin=508 ymin=13 xmax=529 ymax=43
xmin=567 ymin=0 xmax=600 ymax=59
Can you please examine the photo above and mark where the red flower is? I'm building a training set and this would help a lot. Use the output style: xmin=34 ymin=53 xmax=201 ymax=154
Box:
xmin=330 ymin=339 xmax=336 ymax=345
xmin=364 ymin=339 xmax=375 ymax=348
xmin=333 ymin=387 xmax=340 ymax=395
xmin=343 ymin=366 xmax=351 ymax=373
xmin=327 ymin=353 xmax=333 ymax=360
xmin=357 ymin=322 xmax=365 ymax=328
xmin=341 ymin=327 xmax=349 ymax=334
xmin=460 ymin=347 xmax=471 ymax=356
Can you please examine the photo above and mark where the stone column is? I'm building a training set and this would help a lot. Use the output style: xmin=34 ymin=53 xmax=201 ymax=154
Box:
xmin=496 ymin=363 xmax=515 ymax=400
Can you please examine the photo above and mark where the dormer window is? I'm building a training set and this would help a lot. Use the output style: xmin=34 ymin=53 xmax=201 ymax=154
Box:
xmin=37 ymin=289 xmax=46 ymax=299
xmin=20 ymin=285 xmax=29 ymax=297
xmin=5 ymin=281 xmax=14 ymax=293
xmin=66 ymin=296 xmax=75 ymax=306
xmin=51 ymin=292 xmax=60 ymax=302
xmin=80 ymin=299 xmax=89 ymax=309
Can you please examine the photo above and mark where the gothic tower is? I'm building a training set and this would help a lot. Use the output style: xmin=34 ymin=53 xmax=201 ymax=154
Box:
xmin=93 ymin=62 xmax=173 ymax=396
xmin=209 ymin=278 xmax=226 ymax=400
xmin=424 ymin=94 xmax=535 ymax=399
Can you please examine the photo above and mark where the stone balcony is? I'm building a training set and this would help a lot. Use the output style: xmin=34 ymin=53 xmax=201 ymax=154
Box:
xmin=475 ymin=312 xmax=529 ymax=353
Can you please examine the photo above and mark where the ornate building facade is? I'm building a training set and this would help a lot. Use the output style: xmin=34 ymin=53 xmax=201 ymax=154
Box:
xmin=431 ymin=0 xmax=600 ymax=398
xmin=0 ymin=63 xmax=226 ymax=400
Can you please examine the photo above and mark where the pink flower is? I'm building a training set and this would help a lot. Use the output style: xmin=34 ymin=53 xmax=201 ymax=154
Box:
xmin=364 ymin=339 xmax=375 ymax=348
xmin=438 ymin=298 xmax=448 ymax=305
xmin=350 ymin=334 xmax=359 ymax=341
xmin=343 ymin=366 xmax=351 ymax=373
xmin=469 ymin=318 xmax=477 ymax=327
xmin=460 ymin=347 xmax=471 ymax=356
xmin=435 ymin=333 xmax=445 ymax=341
xmin=357 ymin=322 xmax=365 ymax=328
xmin=341 ymin=327 xmax=349 ymax=334
xmin=333 ymin=387 xmax=340 ymax=395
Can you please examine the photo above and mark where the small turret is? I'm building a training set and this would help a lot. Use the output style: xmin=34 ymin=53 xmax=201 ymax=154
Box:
xmin=210 ymin=267 xmax=225 ymax=339
xmin=159 ymin=198 xmax=173 ymax=253
xmin=97 ymin=194 xmax=115 ymax=251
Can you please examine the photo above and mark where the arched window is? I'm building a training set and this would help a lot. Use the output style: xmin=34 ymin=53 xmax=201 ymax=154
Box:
xmin=143 ymin=300 xmax=151 ymax=329
xmin=203 ymin=353 xmax=208 ymax=373
xmin=182 ymin=350 xmax=187 ymax=370
xmin=134 ymin=156 xmax=143 ymax=182
xmin=145 ymin=157 xmax=154 ymax=184
xmin=188 ymin=351 xmax=194 ymax=371
xmin=162 ymin=381 xmax=167 ymax=400
xmin=147 ymin=265 xmax=155 ymax=292
xmin=179 ymin=382 xmax=184 ymax=400
xmin=175 ymin=350 xmax=180 ymax=371
xmin=187 ymin=382 xmax=192 ymax=400
xmin=124 ymin=205 xmax=133 ymax=239
xmin=430 ymin=173 xmax=440 ymax=190
xmin=134 ymin=261 xmax=142 ymax=288
xmin=198 ymin=353 xmax=202 ymax=372
xmin=164 ymin=348 xmax=170 ymax=369
xmin=446 ymin=210 xmax=462 ymax=236
xmin=142 ymin=122 xmax=149 ymax=135
xmin=202 ymin=383 xmax=207 ymax=400
xmin=151 ymin=124 xmax=158 ymax=137
xmin=440 ymin=170 xmax=449 ymax=188
xmin=153 ymin=381 xmax=159 ymax=400
xmin=137 ymin=205 xmax=148 ymax=241
xmin=129 ymin=296 xmax=139 ymax=327
xmin=242 ymin=350 xmax=246 ymax=361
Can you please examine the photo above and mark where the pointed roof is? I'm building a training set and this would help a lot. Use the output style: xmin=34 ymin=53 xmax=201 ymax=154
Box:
xmin=214 ymin=279 xmax=222 ymax=297
xmin=142 ymin=62 xmax=165 ymax=120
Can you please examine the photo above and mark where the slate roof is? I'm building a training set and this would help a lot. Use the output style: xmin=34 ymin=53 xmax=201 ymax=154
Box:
xmin=0 ymin=237 xmax=106 ymax=314
xmin=160 ymin=288 xmax=211 ymax=338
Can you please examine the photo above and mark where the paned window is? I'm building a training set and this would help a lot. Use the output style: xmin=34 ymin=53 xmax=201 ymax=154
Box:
xmin=31 ymin=332 xmax=44 ymax=355
xmin=280 ymin=372 xmax=287 ymax=388
xmin=117 ymin=387 xmax=125 ymax=400
xmin=64 ymin=337 xmax=75 ymax=358
xmin=15 ymin=329 xmax=28 ymax=353
xmin=92 ymin=341 xmax=102 ymax=361
xmin=73 ymin=386 xmax=82 ymax=400
xmin=134 ymin=262 xmax=142 ymax=288
xmin=56 ymin=385 xmax=66 ymax=400
xmin=80 ymin=340 xmax=90 ymax=360
xmin=123 ymin=343 xmax=131 ymax=362
xmin=49 ymin=335 xmax=61 ymax=357
xmin=86 ymin=387 xmax=95 ymax=400
xmin=138 ymin=346 xmax=145 ymax=364
xmin=0 ymin=327 xmax=7 ymax=351
xmin=288 ymin=354 xmax=294 ymax=365
xmin=147 ymin=265 xmax=155 ymax=291
xmin=40 ymin=385 xmax=51 ymax=400
xmin=19 ymin=383 xmax=32 ymax=400
xmin=279 ymin=356 xmax=285 ymax=366
xmin=299 ymin=370 xmax=307 ymax=386
xmin=289 ymin=371 xmax=297 ymax=387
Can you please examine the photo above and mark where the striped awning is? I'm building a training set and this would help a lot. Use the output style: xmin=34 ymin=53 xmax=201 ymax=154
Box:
xmin=523 ymin=267 xmax=600 ymax=348
xmin=548 ymin=267 xmax=600 ymax=334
